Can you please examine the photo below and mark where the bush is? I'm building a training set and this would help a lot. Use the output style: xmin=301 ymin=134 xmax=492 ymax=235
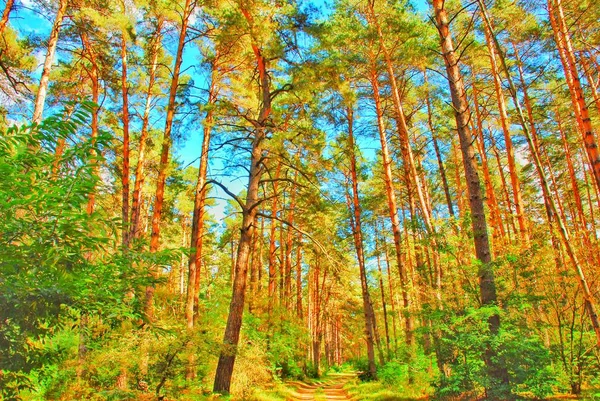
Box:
xmin=432 ymin=306 xmax=555 ymax=399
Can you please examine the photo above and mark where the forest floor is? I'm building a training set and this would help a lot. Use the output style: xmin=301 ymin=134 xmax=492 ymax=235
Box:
xmin=284 ymin=372 xmax=356 ymax=400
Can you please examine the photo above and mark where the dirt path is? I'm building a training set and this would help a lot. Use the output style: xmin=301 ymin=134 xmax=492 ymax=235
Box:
xmin=285 ymin=372 xmax=355 ymax=401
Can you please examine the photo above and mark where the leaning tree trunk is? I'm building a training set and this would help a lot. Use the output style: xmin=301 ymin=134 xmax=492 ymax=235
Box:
xmin=424 ymin=70 xmax=455 ymax=219
xmin=367 ymin=55 xmax=413 ymax=348
xmin=481 ymin=15 xmax=528 ymax=244
xmin=471 ymin=76 xmax=505 ymax=250
xmin=32 ymin=0 xmax=68 ymax=124
xmin=548 ymin=0 xmax=600 ymax=193
xmin=431 ymin=1 xmax=511 ymax=398
xmin=478 ymin=0 xmax=600 ymax=347
xmin=0 ymin=0 xmax=14 ymax=36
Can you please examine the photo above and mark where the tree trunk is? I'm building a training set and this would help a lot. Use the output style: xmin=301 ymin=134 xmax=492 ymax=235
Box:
xmin=425 ymin=71 xmax=455 ymax=218
xmin=431 ymin=1 xmax=510 ymax=398
xmin=296 ymin=233 xmax=303 ymax=319
xmin=213 ymin=4 xmax=275 ymax=392
xmin=579 ymin=52 xmax=600 ymax=116
xmin=267 ymin=162 xmax=282 ymax=313
xmin=481 ymin=15 xmax=529 ymax=244
xmin=130 ymin=19 xmax=163 ymax=241
xmin=512 ymin=41 xmax=567 ymax=280
xmin=80 ymin=31 xmax=99 ymax=216
xmin=478 ymin=0 xmax=600 ymax=347
xmin=0 ymin=0 xmax=13 ymax=36
xmin=284 ymin=175 xmax=298 ymax=309
xmin=120 ymin=32 xmax=131 ymax=248
xmin=32 ymin=0 xmax=68 ymax=124
xmin=489 ymin=131 xmax=518 ymax=238
xmin=548 ymin=0 xmax=600 ymax=193
xmin=367 ymin=57 xmax=413 ymax=348
xmin=471 ymin=76 xmax=505 ymax=251
xmin=185 ymin=57 xmax=218 ymax=380
xmin=345 ymin=105 xmax=378 ymax=379
xmin=375 ymin=232 xmax=391 ymax=360
xmin=380 ymin=229 xmax=398 ymax=356
xmin=145 ymin=0 xmax=194 ymax=319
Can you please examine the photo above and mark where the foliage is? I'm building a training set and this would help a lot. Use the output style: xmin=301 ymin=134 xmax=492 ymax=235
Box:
xmin=0 ymin=104 xmax=140 ymax=399
xmin=430 ymin=306 xmax=556 ymax=399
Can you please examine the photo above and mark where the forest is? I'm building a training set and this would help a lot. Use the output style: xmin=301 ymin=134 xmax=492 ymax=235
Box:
xmin=1 ymin=0 xmax=600 ymax=399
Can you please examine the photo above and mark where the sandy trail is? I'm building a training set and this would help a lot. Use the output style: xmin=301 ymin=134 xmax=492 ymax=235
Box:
xmin=286 ymin=373 xmax=355 ymax=401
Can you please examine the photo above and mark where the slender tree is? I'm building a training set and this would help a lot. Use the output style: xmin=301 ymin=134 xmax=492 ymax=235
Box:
xmin=431 ymin=1 xmax=510 ymax=397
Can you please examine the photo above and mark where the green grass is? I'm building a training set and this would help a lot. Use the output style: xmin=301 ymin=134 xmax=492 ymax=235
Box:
xmin=344 ymin=379 xmax=430 ymax=401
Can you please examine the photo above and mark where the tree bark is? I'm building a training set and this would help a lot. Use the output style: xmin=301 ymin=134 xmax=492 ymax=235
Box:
xmin=130 ymin=18 xmax=164 ymax=241
xmin=345 ymin=105 xmax=378 ymax=379
xmin=213 ymin=4 xmax=276 ymax=392
xmin=295 ymin=233 xmax=303 ymax=319
xmin=0 ymin=0 xmax=14 ymax=36
xmin=431 ymin=1 xmax=510 ymax=397
xmin=80 ymin=30 xmax=99 ymax=216
xmin=425 ymin=71 xmax=455 ymax=218
xmin=267 ymin=162 xmax=282 ymax=314
xmin=145 ymin=0 xmax=194 ymax=319
xmin=471 ymin=76 xmax=505 ymax=250
xmin=481 ymin=14 xmax=528 ymax=244
xmin=32 ymin=0 xmax=68 ymax=124
xmin=120 ymin=30 xmax=131 ymax=248
xmin=367 ymin=56 xmax=413 ymax=348
xmin=375 ymin=231 xmax=390 ymax=360
xmin=284 ymin=175 xmax=298 ymax=309
xmin=478 ymin=0 xmax=600 ymax=347
xmin=511 ymin=41 xmax=567 ymax=279
xmin=548 ymin=0 xmax=600 ymax=193
xmin=185 ymin=55 xmax=218 ymax=380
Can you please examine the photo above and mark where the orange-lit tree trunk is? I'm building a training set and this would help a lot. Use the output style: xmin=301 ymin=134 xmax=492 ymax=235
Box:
xmin=185 ymin=56 xmax=218 ymax=380
xmin=32 ymin=0 xmax=68 ymax=124
xmin=556 ymin=110 xmax=588 ymax=231
xmin=367 ymin=56 xmax=413 ymax=348
xmin=345 ymin=105 xmax=378 ymax=379
xmin=295 ymin=233 xmax=303 ymax=319
xmin=130 ymin=19 xmax=164 ymax=240
xmin=512 ymin=41 xmax=566 ymax=275
xmin=425 ymin=71 xmax=455 ymax=218
xmin=371 ymin=13 xmax=433 ymax=236
xmin=120 ymin=30 xmax=131 ymax=248
xmin=367 ymin=10 xmax=441 ymax=338
xmin=0 ymin=0 xmax=13 ymax=36
xmin=267 ymin=162 xmax=282 ymax=314
xmin=478 ymin=0 xmax=600 ymax=348
xmin=489 ymin=131 xmax=517 ymax=239
xmin=145 ymin=0 xmax=195 ymax=319
xmin=284 ymin=175 xmax=298 ymax=309
xmin=375 ymin=231 xmax=390 ymax=359
xmin=248 ymin=215 xmax=261 ymax=313
xmin=579 ymin=53 xmax=600 ymax=115
xmin=482 ymin=15 xmax=528 ymax=244
xmin=380 ymin=228 xmax=398 ymax=355
xmin=548 ymin=0 xmax=600 ymax=192
xmin=431 ymin=1 xmax=510 ymax=397
xmin=213 ymin=3 xmax=280 ymax=392
xmin=471 ymin=77 xmax=505 ymax=250
xmin=80 ymin=31 xmax=100 ymax=216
